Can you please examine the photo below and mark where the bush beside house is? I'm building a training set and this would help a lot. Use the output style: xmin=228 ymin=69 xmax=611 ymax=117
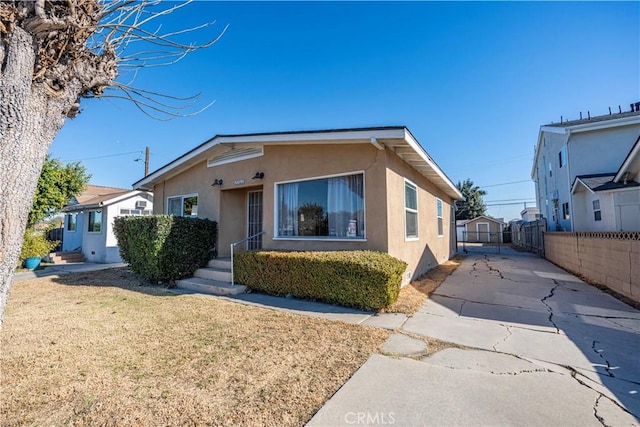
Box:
xmin=113 ymin=215 xmax=217 ymax=283
xmin=234 ymin=250 xmax=407 ymax=310
xmin=20 ymin=228 xmax=59 ymax=264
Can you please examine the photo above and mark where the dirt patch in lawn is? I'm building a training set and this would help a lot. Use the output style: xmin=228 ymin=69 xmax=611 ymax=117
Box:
xmin=384 ymin=256 xmax=464 ymax=315
xmin=1 ymin=268 xmax=388 ymax=426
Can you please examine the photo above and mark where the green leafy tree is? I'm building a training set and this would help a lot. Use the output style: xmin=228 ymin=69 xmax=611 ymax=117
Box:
xmin=27 ymin=157 xmax=90 ymax=227
xmin=456 ymin=179 xmax=487 ymax=220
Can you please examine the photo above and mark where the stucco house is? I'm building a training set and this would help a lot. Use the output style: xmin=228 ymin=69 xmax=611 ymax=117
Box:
xmin=532 ymin=107 xmax=640 ymax=231
xmin=132 ymin=126 xmax=463 ymax=283
xmin=570 ymin=137 xmax=640 ymax=231
xmin=456 ymin=216 xmax=505 ymax=243
xmin=62 ymin=185 xmax=153 ymax=263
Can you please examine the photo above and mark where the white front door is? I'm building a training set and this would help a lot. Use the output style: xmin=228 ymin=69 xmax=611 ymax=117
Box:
xmin=477 ymin=223 xmax=490 ymax=242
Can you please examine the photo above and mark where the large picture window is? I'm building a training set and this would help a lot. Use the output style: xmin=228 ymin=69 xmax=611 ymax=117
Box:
xmin=276 ymin=173 xmax=364 ymax=239
xmin=88 ymin=210 xmax=102 ymax=233
xmin=405 ymin=180 xmax=418 ymax=239
xmin=167 ymin=194 xmax=198 ymax=217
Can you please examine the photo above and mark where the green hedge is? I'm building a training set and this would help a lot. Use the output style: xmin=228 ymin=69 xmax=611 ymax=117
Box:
xmin=113 ymin=215 xmax=217 ymax=283
xmin=234 ymin=250 xmax=407 ymax=310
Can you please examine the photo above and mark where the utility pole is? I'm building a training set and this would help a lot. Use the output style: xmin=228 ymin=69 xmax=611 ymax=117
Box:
xmin=144 ymin=146 xmax=150 ymax=177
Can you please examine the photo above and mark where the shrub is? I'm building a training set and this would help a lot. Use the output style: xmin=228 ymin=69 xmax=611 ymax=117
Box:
xmin=234 ymin=250 xmax=407 ymax=310
xmin=113 ymin=215 xmax=217 ymax=283
xmin=20 ymin=228 xmax=59 ymax=262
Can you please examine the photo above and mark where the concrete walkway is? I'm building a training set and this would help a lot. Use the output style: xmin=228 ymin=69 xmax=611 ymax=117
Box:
xmin=12 ymin=262 xmax=128 ymax=281
xmin=309 ymin=248 xmax=640 ymax=426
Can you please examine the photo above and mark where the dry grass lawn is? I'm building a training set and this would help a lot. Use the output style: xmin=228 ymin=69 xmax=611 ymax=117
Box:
xmin=1 ymin=269 xmax=388 ymax=426
xmin=384 ymin=256 xmax=464 ymax=315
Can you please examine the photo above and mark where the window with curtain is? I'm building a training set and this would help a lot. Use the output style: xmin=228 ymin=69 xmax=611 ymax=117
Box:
xmin=276 ymin=173 xmax=365 ymax=239
xmin=405 ymin=180 xmax=418 ymax=239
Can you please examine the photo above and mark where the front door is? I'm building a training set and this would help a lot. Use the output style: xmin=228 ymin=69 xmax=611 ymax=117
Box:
xmin=477 ymin=223 xmax=490 ymax=242
xmin=247 ymin=190 xmax=263 ymax=250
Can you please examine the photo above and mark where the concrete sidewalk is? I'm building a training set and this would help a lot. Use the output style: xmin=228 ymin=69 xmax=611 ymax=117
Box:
xmin=12 ymin=262 xmax=127 ymax=282
xmin=309 ymin=248 xmax=640 ymax=426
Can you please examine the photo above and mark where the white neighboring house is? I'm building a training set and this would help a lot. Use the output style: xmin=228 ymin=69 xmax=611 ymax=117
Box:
xmin=531 ymin=108 xmax=640 ymax=231
xmin=571 ymin=137 xmax=640 ymax=231
xmin=520 ymin=206 xmax=540 ymax=222
xmin=62 ymin=185 xmax=153 ymax=263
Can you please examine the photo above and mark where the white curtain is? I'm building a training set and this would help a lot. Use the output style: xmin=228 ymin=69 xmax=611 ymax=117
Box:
xmin=327 ymin=175 xmax=363 ymax=237
xmin=278 ymin=183 xmax=299 ymax=236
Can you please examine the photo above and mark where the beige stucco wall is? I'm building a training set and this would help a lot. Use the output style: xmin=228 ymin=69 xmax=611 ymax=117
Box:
xmin=385 ymin=149 xmax=455 ymax=282
xmin=153 ymin=144 xmax=390 ymax=257
xmin=545 ymin=232 xmax=640 ymax=303
xmin=151 ymin=142 xmax=457 ymax=281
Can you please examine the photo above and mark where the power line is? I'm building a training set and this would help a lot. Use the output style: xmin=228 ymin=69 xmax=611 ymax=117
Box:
xmin=61 ymin=150 xmax=143 ymax=162
xmin=485 ymin=198 xmax=536 ymax=203
xmin=486 ymin=202 xmax=535 ymax=207
xmin=480 ymin=179 xmax=531 ymax=188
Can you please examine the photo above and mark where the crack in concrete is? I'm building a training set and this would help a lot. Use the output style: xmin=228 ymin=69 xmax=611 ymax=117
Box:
xmin=563 ymin=364 xmax=637 ymax=424
xmin=591 ymin=340 xmax=615 ymax=378
xmin=493 ymin=324 xmax=512 ymax=351
xmin=593 ymin=395 xmax=609 ymax=427
xmin=541 ymin=280 xmax=561 ymax=334
xmin=457 ymin=300 xmax=466 ymax=317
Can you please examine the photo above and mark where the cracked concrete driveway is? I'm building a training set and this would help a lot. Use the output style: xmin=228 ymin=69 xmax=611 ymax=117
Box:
xmin=309 ymin=248 xmax=640 ymax=426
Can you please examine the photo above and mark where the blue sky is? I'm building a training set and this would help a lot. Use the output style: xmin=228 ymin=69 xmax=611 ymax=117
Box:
xmin=49 ymin=1 xmax=639 ymax=221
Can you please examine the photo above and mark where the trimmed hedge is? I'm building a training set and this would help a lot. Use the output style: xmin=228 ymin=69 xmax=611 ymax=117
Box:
xmin=234 ymin=250 xmax=407 ymax=310
xmin=113 ymin=215 xmax=217 ymax=283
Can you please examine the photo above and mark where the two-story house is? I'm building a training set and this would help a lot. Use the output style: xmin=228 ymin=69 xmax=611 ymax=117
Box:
xmin=532 ymin=107 xmax=640 ymax=231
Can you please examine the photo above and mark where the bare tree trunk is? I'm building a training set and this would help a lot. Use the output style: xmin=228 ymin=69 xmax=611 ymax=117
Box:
xmin=0 ymin=27 xmax=78 ymax=328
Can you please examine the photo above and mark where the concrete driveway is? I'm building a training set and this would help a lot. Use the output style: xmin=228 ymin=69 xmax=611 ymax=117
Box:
xmin=309 ymin=248 xmax=640 ymax=426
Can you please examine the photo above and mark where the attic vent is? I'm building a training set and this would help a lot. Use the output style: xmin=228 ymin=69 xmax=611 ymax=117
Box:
xmin=135 ymin=201 xmax=147 ymax=209
xmin=208 ymin=147 xmax=264 ymax=167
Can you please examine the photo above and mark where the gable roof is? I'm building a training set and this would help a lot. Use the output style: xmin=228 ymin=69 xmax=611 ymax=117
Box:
xmin=457 ymin=215 xmax=505 ymax=226
xmin=132 ymin=126 xmax=463 ymax=200
xmin=571 ymin=173 xmax=640 ymax=194
xmin=63 ymin=185 xmax=146 ymax=212
xmin=614 ymin=135 xmax=640 ymax=183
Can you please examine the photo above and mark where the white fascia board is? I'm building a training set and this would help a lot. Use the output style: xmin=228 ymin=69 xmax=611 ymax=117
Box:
xmin=614 ymin=139 xmax=640 ymax=183
xmin=133 ymin=129 xmax=407 ymax=190
xmin=100 ymin=190 xmax=147 ymax=207
xmin=570 ymin=178 xmax=595 ymax=195
xmin=568 ymin=115 xmax=640 ymax=134
xmin=133 ymin=138 xmax=221 ymax=190
xmin=403 ymin=129 xmax=463 ymax=200
xmin=215 ymin=128 xmax=406 ymax=145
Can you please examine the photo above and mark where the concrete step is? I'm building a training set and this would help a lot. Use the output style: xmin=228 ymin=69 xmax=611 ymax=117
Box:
xmin=48 ymin=251 xmax=86 ymax=264
xmin=207 ymin=258 xmax=231 ymax=269
xmin=194 ymin=267 xmax=232 ymax=282
xmin=176 ymin=277 xmax=247 ymax=296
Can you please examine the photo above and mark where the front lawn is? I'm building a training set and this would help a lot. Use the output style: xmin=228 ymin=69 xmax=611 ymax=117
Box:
xmin=1 ymin=269 xmax=388 ymax=426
